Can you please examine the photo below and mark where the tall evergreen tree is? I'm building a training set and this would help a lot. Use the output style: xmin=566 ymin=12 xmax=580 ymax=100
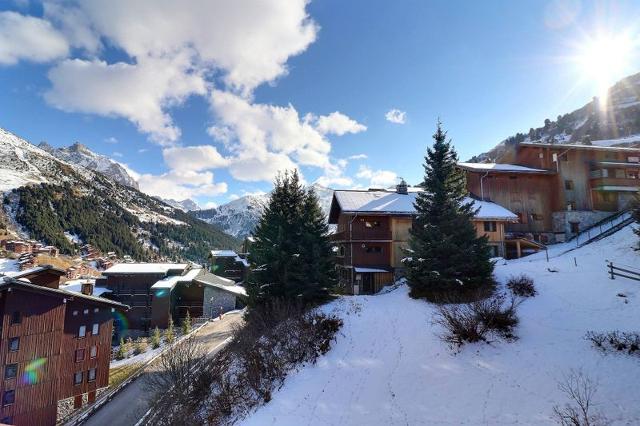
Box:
xmin=247 ymin=171 xmax=333 ymax=308
xmin=405 ymin=122 xmax=494 ymax=301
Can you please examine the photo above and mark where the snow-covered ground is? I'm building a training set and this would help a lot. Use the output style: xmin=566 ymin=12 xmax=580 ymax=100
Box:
xmin=242 ymin=225 xmax=640 ymax=425
xmin=0 ymin=258 xmax=19 ymax=275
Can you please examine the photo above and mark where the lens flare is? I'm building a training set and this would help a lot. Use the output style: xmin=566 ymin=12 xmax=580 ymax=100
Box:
xmin=112 ymin=310 xmax=129 ymax=337
xmin=22 ymin=358 xmax=47 ymax=385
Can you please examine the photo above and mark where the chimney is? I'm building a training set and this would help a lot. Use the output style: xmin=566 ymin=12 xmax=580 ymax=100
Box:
xmin=396 ymin=178 xmax=408 ymax=195
xmin=81 ymin=281 xmax=94 ymax=296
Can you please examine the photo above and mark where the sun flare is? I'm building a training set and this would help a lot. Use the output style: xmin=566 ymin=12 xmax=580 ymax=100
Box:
xmin=575 ymin=33 xmax=636 ymax=100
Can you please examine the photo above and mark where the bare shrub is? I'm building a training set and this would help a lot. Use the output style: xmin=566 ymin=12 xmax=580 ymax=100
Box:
xmin=434 ymin=292 xmax=521 ymax=349
xmin=585 ymin=330 xmax=640 ymax=355
xmin=552 ymin=369 xmax=609 ymax=426
xmin=507 ymin=274 xmax=536 ymax=297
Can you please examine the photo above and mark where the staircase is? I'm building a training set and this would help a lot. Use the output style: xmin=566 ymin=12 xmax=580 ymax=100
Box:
xmin=569 ymin=209 xmax=635 ymax=248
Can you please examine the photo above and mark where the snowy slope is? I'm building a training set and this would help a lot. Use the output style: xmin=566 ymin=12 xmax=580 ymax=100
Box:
xmin=38 ymin=141 xmax=139 ymax=189
xmin=160 ymin=198 xmax=201 ymax=212
xmin=193 ymin=183 xmax=334 ymax=238
xmin=242 ymin=225 xmax=640 ymax=425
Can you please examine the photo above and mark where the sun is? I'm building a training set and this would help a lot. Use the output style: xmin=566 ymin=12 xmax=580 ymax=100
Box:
xmin=574 ymin=33 xmax=636 ymax=100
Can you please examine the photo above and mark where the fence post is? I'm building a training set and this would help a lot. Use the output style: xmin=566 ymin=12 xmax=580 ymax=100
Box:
xmin=608 ymin=261 xmax=614 ymax=280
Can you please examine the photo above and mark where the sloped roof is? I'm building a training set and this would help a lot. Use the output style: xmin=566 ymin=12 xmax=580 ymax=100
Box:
xmin=457 ymin=162 xmax=550 ymax=173
xmin=0 ymin=276 xmax=128 ymax=309
xmin=151 ymin=267 xmax=204 ymax=290
xmin=10 ymin=264 xmax=66 ymax=278
xmin=520 ymin=141 xmax=640 ymax=152
xmin=103 ymin=263 xmax=188 ymax=275
xmin=210 ymin=250 xmax=239 ymax=257
xmin=194 ymin=271 xmax=247 ymax=297
xmin=330 ymin=190 xmax=518 ymax=222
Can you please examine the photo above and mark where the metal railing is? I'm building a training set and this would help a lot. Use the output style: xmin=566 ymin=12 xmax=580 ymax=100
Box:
xmin=571 ymin=209 xmax=634 ymax=247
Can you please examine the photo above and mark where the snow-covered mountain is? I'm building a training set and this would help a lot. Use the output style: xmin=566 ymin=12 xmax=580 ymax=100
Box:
xmin=472 ymin=71 xmax=640 ymax=162
xmin=0 ymin=127 xmax=237 ymax=260
xmin=38 ymin=141 xmax=139 ymax=189
xmin=192 ymin=183 xmax=334 ymax=238
xmin=160 ymin=198 xmax=201 ymax=212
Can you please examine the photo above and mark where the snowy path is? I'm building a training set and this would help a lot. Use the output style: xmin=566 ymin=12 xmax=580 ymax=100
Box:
xmin=242 ymin=225 xmax=640 ymax=425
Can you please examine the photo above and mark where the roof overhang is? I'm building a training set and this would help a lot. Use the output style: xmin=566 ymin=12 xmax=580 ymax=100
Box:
xmin=519 ymin=141 xmax=640 ymax=153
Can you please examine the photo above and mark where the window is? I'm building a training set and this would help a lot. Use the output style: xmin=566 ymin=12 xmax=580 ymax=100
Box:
xmin=75 ymin=349 xmax=85 ymax=363
xmin=73 ymin=310 xmax=78 ymax=316
xmin=567 ymin=201 xmax=576 ymax=211
xmin=88 ymin=368 xmax=97 ymax=382
xmin=4 ymin=364 xmax=17 ymax=380
xmin=92 ymin=323 xmax=99 ymax=335
xmin=365 ymin=246 xmax=382 ymax=254
xmin=338 ymin=245 xmax=345 ymax=257
xmin=8 ymin=337 xmax=19 ymax=352
xmin=564 ymin=180 xmax=574 ymax=190
xmin=570 ymin=222 xmax=580 ymax=234
xmin=364 ymin=220 xmax=381 ymax=228
xmin=90 ymin=346 xmax=97 ymax=359
xmin=78 ymin=325 xmax=86 ymax=338
xmin=93 ymin=308 xmax=99 ymax=313
xmin=614 ymin=169 xmax=626 ymax=178
xmin=2 ymin=390 xmax=15 ymax=406
xmin=483 ymin=221 xmax=497 ymax=232
xmin=74 ymin=371 xmax=83 ymax=385
xmin=627 ymin=170 xmax=639 ymax=179
xmin=532 ymin=213 xmax=544 ymax=221
xmin=83 ymin=309 xmax=89 ymax=315
xmin=10 ymin=311 xmax=21 ymax=325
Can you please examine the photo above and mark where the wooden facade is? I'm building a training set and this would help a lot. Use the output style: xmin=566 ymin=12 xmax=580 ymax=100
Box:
xmin=460 ymin=143 xmax=640 ymax=242
xmin=0 ymin=277 xmax=126 ymax=426
xmin=329 ymin=188 xmax=518 ymax=294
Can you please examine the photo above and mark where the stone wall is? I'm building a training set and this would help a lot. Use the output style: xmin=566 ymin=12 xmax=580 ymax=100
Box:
xmin=203 ymin=286 xmax=237 ymax=318
xmin=552 ymin=210 xmax=612 ymax=239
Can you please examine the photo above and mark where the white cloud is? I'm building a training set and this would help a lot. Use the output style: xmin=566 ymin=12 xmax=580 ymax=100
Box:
xmin=385 ymin=109 xmax=407 ymax=124
xmin=112 ymin=151 xmax=123 ymax=158
xmin=104 ymin=137 xmax=118 ymax=144
xmin=208 ymin=90 xmax=363 ymax=182
xmin=356 ymin=165 xmax=399 ymax=188
xmin=348 ymin=154 xmax=367 ymax=160
xmin=314 ymin=111 xmax=367 ymax=136
xmin=162 ymin=145 xmax=229 ymax=172
xmin=137 ymin=169 xmax=227 ymax=200
xmin=0 ymin=11 xmax=69 ymax=65
xmin=203 ymin=201 xmax=218 ymax=209
xmin=45 ymin=55 xmax=207 ymax=144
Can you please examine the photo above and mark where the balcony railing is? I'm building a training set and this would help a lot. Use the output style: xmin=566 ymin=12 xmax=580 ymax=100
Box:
xmin=590 ymin=177 xmax=640 ymax=188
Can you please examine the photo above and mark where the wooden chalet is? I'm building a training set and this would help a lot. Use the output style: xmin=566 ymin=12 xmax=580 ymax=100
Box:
xmin=328 ymin=182 xmax=519 ymax=294
xmin=458 ymin=142 xmax=640 ymax=244
xmin=0 ymin=271 xmax=128 ymax=426
xmin=100 ymin=263 xmax=246 ymax=334
xmin=207 ymin=250 xmax=249 ymax=283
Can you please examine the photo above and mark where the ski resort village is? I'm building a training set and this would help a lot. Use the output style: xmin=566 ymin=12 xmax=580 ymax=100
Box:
xmin=1 ymin=1 xmax=640 ymax=426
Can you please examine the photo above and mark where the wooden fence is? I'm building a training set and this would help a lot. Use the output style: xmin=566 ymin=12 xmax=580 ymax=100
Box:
xmin=607 ymin=261 xmax=640 ymax=282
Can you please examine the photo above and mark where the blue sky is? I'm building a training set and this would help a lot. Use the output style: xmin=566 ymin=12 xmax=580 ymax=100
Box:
xmin=2 ymin=0 xmax=640 ymax=207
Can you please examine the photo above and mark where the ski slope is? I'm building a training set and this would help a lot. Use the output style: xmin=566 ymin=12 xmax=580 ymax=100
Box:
xmin=242 ymin=225 xmax=640 ymax=425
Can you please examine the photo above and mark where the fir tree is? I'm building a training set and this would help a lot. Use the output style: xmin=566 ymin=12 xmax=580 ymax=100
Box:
xmin=116 ymin=337 xmax=128 ymax=360
xmin=151 ymin=326 xmax=162 ymax=349
xmin=182 ymin=311 xmax=192 ymax=335
xmin=247 ymin=170 xmax=333 ymax=308
xmin=165 ymin=317 xmax=176 ymax=344
xmin=405 ymin=122 xmax=494 ymax=301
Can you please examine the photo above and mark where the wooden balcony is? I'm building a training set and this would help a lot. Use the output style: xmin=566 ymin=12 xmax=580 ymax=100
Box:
xmin=590 ymin=177 xmax=640 ymax=189
xmin=329 ymin=229 xmax=392 ymax=241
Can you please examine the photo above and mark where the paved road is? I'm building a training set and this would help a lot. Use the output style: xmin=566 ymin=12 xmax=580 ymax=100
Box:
xmin=83 ymin=313 xmax=243 ymax=426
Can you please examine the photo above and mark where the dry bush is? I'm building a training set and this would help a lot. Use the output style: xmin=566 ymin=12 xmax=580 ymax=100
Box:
xmin=585 ymin=330 xmax=640 ymax=355
xmin=552 ymin=369 xmax=609 ymax=426
xmin=506 ymin=274 xmax=536 ymax=297
xmin=434 ymin=292 xmax=521 ymax=349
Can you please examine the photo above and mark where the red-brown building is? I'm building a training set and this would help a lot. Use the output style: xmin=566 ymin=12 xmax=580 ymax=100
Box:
xmin=0 ymin=272 xmax=128 ymax=426
xmin=458 ymin=142 xmax=640 ymax=244
xmin=329 ymin=183 xmax=519 ymax=294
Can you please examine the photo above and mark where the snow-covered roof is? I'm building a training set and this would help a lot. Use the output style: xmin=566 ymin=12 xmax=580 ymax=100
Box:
xmin=354 ymin=267 xmax=390 ymax=273
xmin=103 ymin=263 xmax=188 ymax=275
xmin=520 ymin=141 xmax=640 ymax=152
xmin=150 ymin=267 xmax=203 ymax=290
xmin=457 ymin=162 xmax=550 ymax=173
xmin=11 ymin=264 xmax=66 ymax=278
xmin=331 ymin=190 xmax=518 ymax=221
xmin=60 ymin=279 xmax=112 ymax=297
xmin=210 ymin=250 xmax=239 ymax=258
xmin=195 ymin=271 xmax=247 ymax=297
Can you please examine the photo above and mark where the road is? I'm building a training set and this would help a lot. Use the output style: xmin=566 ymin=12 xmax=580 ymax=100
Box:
xmin=82 ymin=313 xmax=243 ymax=426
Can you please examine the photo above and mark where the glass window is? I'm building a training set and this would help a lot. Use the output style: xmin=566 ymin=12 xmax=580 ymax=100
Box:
xmin=92 ymin=323 xmax=99 ymax=335
xmin=88 ymin=368 xmax=96 ymax=382
xmin=78 ymin=325 xmax=86 ymax=338
xmin=74 ymin=371 xmax=83 ymax=385
xmin=90 ymin=346 xmax=97 ymax=359
xmin=4 ymin=364 xmax=17 ymax=380
xmin=10 ymin=311 xmax=21 ymax=325
xmin=8 ymin=337 xmax=19 ymax=352
xmin=364 ymin=220 xmax=381 ymax=228
xmin=365 ymin=246 xmax=382 ymax=254
xmin=75 ymin=349 xmax=85 ymax=362
xmin=564 ymin=180 xmax=574 ymax=190
xmin=2 ymin=390 xmax=15 ymax=406
xmin=483 ymin=221 xmax=497 ymax=232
